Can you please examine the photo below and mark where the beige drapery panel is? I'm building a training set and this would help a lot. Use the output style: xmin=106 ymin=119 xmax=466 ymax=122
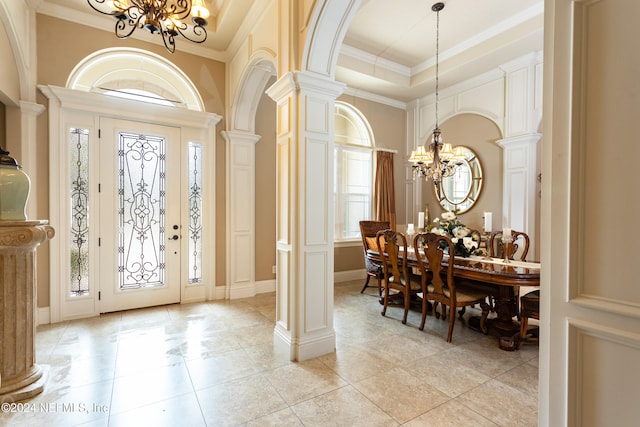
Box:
xmin=373 ymin=150 xmax=396 ymax=230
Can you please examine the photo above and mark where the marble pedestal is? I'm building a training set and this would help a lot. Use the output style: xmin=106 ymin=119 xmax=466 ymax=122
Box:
xmin=0 ymin=221 xmax=54 ymax=402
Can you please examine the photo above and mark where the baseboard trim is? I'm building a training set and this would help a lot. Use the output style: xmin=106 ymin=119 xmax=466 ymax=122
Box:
xmin=37 ymin=307 xmax=50 ymax=326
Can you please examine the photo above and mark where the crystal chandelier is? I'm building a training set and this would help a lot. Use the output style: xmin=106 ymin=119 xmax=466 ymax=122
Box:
xmin=87 ymin=0 xmax=210 ymax=53
xmin=408 ymin=2 xmax=465 ymax=185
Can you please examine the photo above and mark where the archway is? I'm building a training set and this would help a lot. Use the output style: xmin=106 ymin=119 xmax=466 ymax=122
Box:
xmin=223 ymin=56 xmax=276 ymax=299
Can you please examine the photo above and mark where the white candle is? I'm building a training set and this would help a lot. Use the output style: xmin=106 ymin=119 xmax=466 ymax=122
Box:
xmin=503 ymin=227 xmax=511 ymax=238
xmin=418 ymin=212 xmax=425 ymax=229
xmin=483 ymin=212 xmax=492 ymax=233
xmin=407 ymin=223 xmax=415 ymax=234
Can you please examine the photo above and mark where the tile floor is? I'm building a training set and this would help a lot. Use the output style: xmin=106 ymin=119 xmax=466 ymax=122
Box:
xmin=3 ymin=280 xmax=538 ymax=426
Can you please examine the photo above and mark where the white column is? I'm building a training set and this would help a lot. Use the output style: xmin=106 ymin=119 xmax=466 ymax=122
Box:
xmin=222 ymin=131 xmax=261 ymax=299
xmin=267 ymin=71 xmax=345 ymax=361
xmin=497 ymin=134 xmax=540 ymax=259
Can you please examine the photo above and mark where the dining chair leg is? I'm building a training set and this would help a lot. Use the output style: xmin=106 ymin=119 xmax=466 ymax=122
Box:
xmin=517 ymin=316 xmax=529 ymax=349
xmin=381 ymin=285 xmax=389 ymax=317
xmin=402 ymin=291 xmax=410 ymax=324
xmin=419 ymin=297 xmax=429 ymax=331
xmin=446 ymin=305 xmax=455 ymax=342
xmin=360 ymin=275 xmax=371 ymax=293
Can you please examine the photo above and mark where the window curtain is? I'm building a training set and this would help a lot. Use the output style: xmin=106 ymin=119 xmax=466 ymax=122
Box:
xmin=374 ymin=151 xmax=396 ymax=230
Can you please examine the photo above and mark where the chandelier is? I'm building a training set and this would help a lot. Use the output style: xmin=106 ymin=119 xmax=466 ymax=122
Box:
xmin=409 ymin=2 xmax=465 ymax=185
xmin=87 ymin=0 xmax=210 ymax=53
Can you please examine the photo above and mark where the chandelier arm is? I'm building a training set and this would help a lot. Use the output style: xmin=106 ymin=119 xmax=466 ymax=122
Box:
xmin=114 ymin=17 xmax=138 ymax=39
xmin=87 ymin=0 xmax=117 ymax=16
xmin=163 ymin=0 xmax=194 ymax=21
xmin=160 ymin=28 xmax=177 ymax=54
xmin=173 ymin=22 xmax=208 ymax=44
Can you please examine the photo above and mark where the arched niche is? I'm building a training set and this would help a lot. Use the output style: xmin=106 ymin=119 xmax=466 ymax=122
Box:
xmin=421 ymin=113 xmax=503 ymax=231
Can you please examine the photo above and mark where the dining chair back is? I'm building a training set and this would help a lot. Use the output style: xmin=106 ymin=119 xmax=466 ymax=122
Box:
xmin=488 ymin=229 xmax=531 ymax=319
xmin=376 ymin=229 xmax=421 ymax=324
xmin=489 ymin=230 xmax=530 ymax=261
xmin=359 ymin=220 xmax=391 ymax=294
xmin=413 ymin=232 xmax=490 ymax=342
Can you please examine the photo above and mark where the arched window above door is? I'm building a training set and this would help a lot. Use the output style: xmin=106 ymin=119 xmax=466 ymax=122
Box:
xmin=66 ymin=47 xmax=205 ymax=111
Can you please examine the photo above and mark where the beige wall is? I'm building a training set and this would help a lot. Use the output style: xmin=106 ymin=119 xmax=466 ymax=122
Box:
xmin=34 ymin=14 xmax=228 ymax=306
xmin=421 ymin=113 xmax=503 ymax=233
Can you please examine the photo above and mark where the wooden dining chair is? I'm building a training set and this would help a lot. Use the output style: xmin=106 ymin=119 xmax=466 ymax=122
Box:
xmin=518 ymin=289 xmax=540 ymax=349
xmin=359 ymin=220 xmax=391 ymax=295
xmin=488 ymin=229 xmax=531 ymax=316
xmin=414 ymin=232 xmax=490 ymax=342
xmin=488 ymin=229 xmax=530 ymax=261
xmin=376 ymin=229 xmax=421 ymax=324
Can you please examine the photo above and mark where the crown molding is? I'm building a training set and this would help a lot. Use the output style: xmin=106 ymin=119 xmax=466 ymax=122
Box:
xmin=342 ymin=86 xmax=407 ymax=110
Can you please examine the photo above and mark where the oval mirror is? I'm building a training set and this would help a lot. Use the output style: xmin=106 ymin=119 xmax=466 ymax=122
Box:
xmin=434 ymin=146 xmax=483 ymax=213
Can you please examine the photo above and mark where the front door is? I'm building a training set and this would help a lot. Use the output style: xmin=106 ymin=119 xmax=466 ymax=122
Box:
xmin=99 ymin=118 xmax=182 ymax=312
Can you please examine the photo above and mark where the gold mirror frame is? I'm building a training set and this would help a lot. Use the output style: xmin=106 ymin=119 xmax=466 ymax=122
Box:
xmin=433 ymin=146 xmax=483 ymax=214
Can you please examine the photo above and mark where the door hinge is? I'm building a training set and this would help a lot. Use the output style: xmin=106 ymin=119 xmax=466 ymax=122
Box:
xmin=98 ymin=183 xmax=101 ymax=192
xmin=98 ymin=237 xmax=101 ymax=247
xmin=98 ymin=291 xmax=101 ymax=300
xmin=98 ymin=128 xmax=101 ymax=138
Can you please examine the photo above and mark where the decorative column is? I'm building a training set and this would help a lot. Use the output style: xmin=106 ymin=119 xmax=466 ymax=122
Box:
xmin=0 ymin=221 xmax=55 ymax=402
xmin=499 ymin=53 xmax=543 ymax=260
xmin=266 ymin=71 xmax=345 ymax=361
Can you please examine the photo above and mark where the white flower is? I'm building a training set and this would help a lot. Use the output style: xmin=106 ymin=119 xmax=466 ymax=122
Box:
xmin=451 ymin=237 xmax=459 ymax=244
xmin=433 ymin=218 xmax=440 ymax=224
xmin=441 ymin=211 xmax=456 ymax=221
xmin=453 ymin=226 xmax=470 ymax=238
xmin=463 ymin=236 xmax=478 ymax=250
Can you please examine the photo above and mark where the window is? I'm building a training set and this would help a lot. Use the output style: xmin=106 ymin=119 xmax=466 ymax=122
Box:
xmin=334 ymin=102 xmax=375 ymax=240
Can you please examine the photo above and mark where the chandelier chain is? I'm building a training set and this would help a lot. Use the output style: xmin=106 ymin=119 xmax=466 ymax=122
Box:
xmin=435 ymin=5 xmax=440 ymax=128
xmin=407 ymin=2 xmax=465 ymax=186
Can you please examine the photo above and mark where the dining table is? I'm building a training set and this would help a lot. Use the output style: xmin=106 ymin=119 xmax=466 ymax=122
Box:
xmin=366 ymin=248 xmax=541 ymax=350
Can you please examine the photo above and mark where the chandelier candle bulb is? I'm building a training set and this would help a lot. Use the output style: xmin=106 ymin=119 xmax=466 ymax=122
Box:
xmin=418 ymin=212 xmax=425 ymax=229
xmin=483 ymin=212 xmax=492 ymax=233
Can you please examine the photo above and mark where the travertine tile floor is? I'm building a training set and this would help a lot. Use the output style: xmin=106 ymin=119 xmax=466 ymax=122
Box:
xmin=3 ymin=280 xmax=538 ymax=426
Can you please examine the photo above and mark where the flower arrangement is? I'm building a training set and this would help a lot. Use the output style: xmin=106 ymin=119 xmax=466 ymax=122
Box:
xmin=427 ymin=211 xmax=480 ymax=257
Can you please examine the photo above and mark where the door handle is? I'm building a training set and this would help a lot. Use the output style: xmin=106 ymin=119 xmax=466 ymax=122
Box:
xmin=169 ymin=235 xmax=180 ymax=240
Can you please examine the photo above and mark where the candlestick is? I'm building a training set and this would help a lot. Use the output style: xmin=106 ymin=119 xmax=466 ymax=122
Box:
xmin=483 ymin=212 xmax=492 ymax=233
xmin=501 ymin=230 xmax=513 ymax=264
